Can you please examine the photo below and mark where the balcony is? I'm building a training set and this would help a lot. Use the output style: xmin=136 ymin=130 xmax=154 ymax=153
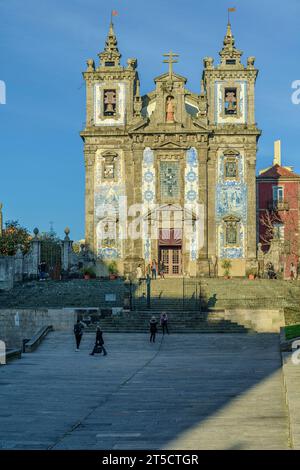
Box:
xmin=267 ymin=200 xmax=289 ymax=211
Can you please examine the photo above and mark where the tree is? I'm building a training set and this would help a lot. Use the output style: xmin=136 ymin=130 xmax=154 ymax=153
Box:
xmin=0 ymin=220 xmax=31 ymax=256
xmin=259 ymin=210 xmax=283 ymax=248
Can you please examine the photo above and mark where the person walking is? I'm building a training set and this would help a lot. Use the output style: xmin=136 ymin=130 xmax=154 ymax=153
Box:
xmin=149 ymin=316 xmax=158 ymax=343
xmin=151 ymin=260 xmax=157 ymax=280
xmin=159 ymin=260 xmax=165 ymax=279
xmin=146 ymin=263 xmax=151 ymax=278
xmin=160 ymin=312 xmax=169 ymax=335
xmin=73 ymin=319 xmax=85 ymax=351
xmin=136 ymin=264 xmax=143 ymax=284
xmin=290 ymin=262 xmax=297 ymax=280
xmin=90 ymin=326 xmax=107 ymax=356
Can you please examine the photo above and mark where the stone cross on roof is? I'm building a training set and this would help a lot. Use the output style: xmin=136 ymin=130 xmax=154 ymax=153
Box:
xmin=163 ymin=51 xmax=179 ymax=78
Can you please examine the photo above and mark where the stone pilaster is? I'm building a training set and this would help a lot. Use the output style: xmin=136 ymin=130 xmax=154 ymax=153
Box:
xmin=206 ymin=147 xmax=217 ymax=260
xmin=61 ymin=228 xmax=73 ymax=271
xmin=246 ymin=151 xmax=257 ymax=260
xmin=30 ymin=229 xmax=41 ymax=278
xmin=14 ymin=247 xmax=23 ymax=282
xmin=84 ymin=148 xmax=96 ymax=254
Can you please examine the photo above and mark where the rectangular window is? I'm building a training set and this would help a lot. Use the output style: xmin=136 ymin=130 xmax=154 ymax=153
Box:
xmin=224 ymin=87 xmax=237 ymax=115
xmin=226 ymin=59 xmax=236 ymax=65
xmin=273 ymin=223 xmax=284 ymax=241
xmin=225 ymin=159 xmax=237 ymax=179
xmin=160 ymin=162 xmax=180 ymax=200
xmin=273 ymin=186 xmax=284 ymax=202
xmin=225 ymin=222 xmax=238 ymax=246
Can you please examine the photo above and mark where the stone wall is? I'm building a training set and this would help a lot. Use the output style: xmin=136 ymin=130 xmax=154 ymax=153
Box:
xmin=0 ymin=256 xmax=14 ymax=290
xmin=0 ymin=228 xmax=97 ymax=291
xmin=222 ymin=308 xmax=285 ymax=333
xmin=0 ymin=308 xmax=77 ymax=349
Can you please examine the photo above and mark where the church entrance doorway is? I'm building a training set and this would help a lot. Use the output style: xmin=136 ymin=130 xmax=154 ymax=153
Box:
xmin=158 ymin=228 xmax=182 ymax=276
xmin=160 ymin=247 xmax=182 ymax=275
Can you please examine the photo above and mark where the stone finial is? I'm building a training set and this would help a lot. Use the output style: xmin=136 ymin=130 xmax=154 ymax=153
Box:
xmin=127 ymin=58 xmax=137 ymax=70
xmin=64 ymin=226 xmax=70 ymax=241
xmin=219 ymin=22 xmax=243 ymax=65
xmin=98 ymin=20 xmax=121 ymax=67
xmin=33 ymin=227 xmax=39 ymax=238
xmin=223 ymin=22 xmax=235 ymax=48
xmin=203 ymin=57 xmax=214 ymax=69
xmin=247 ymin=56 xmax=256 ymax=68
xmin=86 ymin=59 xmax=95 ymax=72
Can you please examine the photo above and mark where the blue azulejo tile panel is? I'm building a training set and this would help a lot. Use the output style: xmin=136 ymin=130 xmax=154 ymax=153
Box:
xmin=216 ymin=152 xmax=247 ymax=259
xmin=142 ymin=148 xmax=156 ymax=261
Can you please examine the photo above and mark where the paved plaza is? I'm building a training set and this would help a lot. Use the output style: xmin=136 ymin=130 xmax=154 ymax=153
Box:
xmin=0 ymin=332 xmax=293 ymax=450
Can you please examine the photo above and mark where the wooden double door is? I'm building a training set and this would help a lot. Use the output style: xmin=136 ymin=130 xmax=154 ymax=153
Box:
xmin=160 ymin=247 xmax=182 ymax=276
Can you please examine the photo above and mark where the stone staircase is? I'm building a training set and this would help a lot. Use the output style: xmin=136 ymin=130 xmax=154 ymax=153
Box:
xmin=83 ymin=310 xmax=250 ymax=334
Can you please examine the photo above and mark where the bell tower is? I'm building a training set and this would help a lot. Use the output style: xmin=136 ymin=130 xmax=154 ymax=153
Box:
xmin=81 ymin=20 xmax=139 ymax=261
xmin=203 ymin=22 xmax=261 ymax=275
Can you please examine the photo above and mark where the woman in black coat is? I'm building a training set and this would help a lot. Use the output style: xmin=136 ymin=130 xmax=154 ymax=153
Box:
xmin=149 ymin=316 xmax=158 ymax=343
xmin=90 ymin=326 xmax=107 ymax=356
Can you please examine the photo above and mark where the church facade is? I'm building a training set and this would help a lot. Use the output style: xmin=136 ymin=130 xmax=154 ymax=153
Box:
xmin=80 ymin=21 xmax=260 ymax=277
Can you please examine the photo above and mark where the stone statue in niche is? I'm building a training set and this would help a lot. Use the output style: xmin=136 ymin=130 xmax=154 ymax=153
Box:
xmin=224 ymin=88 xmax=237 ymax=115
xmin=104 ymin=90 xmax=117 ymax=116
xmin=166 ymin=96 xmax=175 ymax=122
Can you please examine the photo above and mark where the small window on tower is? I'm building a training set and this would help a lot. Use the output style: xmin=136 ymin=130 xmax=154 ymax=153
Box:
xmin=103 ymin=89 xmax=117 ymax=116
xmin=105 ymin=61 xmax=115 ymax=67
xmin=226 ymin=59 xmax=236 ymax=65
xmin=225 ymin=159 xmax=237 ymax=179
xmin=224 ymin=87 xmax=237 ymax=115
xmin=225 ymin=221 xmax=238 ymax=246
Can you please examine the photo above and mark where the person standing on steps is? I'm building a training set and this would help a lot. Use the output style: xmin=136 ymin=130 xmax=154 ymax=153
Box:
xmin=73 ymin=319 xmax=86 ymax=351
xmin=151 ymin=259 xmax=157 ymax=280
xmin=160 ymin=312 xmax=169 ymax=335
xmin=136 ymin=264 xmax=143 ymax=284
xmin=159 ymin=260 xmax=165 ymax=279
xmin=149 ymin=316 xmax=158 ymax=343
xmin=290 ymin=262 xmax=297 ymax=280
xmin=90 ymin=326 xmax=107 ymax=356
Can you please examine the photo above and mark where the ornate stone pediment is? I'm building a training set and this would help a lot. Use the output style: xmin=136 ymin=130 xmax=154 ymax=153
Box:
xmin=152 ymin=140 xmax=189 ymax=150
xmin=223 ymin=148 xmax=240 ymax=156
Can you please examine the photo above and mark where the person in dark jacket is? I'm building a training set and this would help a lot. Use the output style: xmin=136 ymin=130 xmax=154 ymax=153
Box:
xmin=160 ymin=312 xmax=169 ymax=335
xmin=149 ymin=316 xmax=158 ymax=343
xmin=159 ymin=260 xmax=165 ymax=279
xmin=74 ymin=319 xmax=85 ymax=351
xmin=90 ymin=326 xmax=107 ymax=356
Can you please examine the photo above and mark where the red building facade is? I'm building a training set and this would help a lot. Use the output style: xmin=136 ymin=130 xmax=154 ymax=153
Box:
xmin=257 ymin=144 xmax=300 ymax=278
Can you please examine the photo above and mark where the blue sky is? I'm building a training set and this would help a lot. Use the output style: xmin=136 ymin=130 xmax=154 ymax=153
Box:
xmin=0 ymin=0 xmax=300 ymax=240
